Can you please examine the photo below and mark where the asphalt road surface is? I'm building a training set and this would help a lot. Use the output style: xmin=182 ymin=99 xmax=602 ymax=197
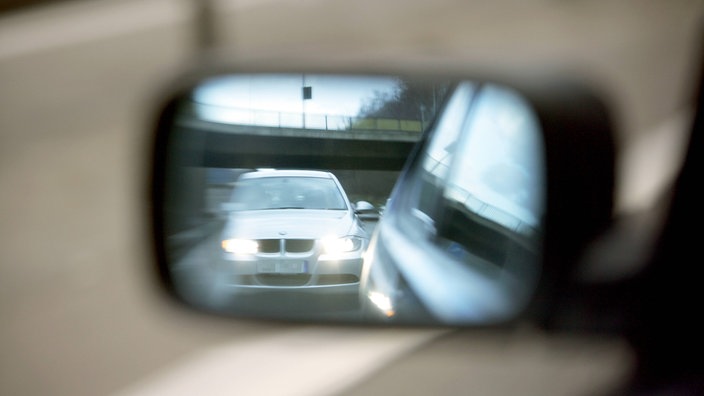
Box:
xmin=1 ymin=1 xmax=702 ymax=395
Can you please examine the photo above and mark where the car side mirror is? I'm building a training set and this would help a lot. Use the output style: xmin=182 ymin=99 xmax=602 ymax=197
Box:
xmin=353 ymin=200 xmax=378 ymax=219
xmin=354 ymin=201 xmax=375 ymax=212
xmin=149 ymin=66 xmax=614 ymax=327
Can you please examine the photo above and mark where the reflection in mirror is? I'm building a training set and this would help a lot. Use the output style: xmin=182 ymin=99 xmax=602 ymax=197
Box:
xmin=159 ymin=73 xmax=544 ymax=325
xmin=359 ymin=82 xmax=545 ymax=325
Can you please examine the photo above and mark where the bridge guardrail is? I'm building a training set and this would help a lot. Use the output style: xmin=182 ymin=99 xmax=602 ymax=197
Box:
xmin=184 ymin=100 xmax=426 ymax=133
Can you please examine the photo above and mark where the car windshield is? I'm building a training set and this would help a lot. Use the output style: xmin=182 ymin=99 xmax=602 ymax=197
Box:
xmin=230 ymin=176 xmax=348 ymax=211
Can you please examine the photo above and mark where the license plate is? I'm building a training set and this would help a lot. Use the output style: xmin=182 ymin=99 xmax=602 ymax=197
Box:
xmin=257 ymin=261 xmax=306 ymax=274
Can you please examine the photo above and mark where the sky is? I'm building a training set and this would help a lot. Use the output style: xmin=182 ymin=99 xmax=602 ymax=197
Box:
xmin=192 ymin=74 xmax=402 ymax=126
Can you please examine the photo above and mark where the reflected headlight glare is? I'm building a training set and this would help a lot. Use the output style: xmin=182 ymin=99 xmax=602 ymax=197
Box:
xmin=321 ymin=236 xmax=361 ymax=254
xmin=368 ymin=291 xmax=395 ymax=317
xmin=221 ymin=238 xmax=258 ymax=254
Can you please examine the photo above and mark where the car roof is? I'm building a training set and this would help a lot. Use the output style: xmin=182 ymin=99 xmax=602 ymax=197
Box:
xmin=238 ymin=169 xmax=336 ymax=180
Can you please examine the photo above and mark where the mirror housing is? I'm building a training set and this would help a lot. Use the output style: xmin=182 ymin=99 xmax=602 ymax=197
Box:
xmin=148 ymin=57 xmax=615 ymax=329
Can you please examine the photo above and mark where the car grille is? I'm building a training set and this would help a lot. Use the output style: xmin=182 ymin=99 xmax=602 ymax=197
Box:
xmin=252 ymin=274 xmax=358 ymax=286
xmin=232 ymin=274 xmax=359 ymax=287
xmin=256 ymin=274 xmax=312 ymax=286
xmin=258 ymin=239 xmax=280 ymax=253
xmin=256 ymin=239 xmax=315 ymax=254
xmin=285 ymin=239 xmax=315 ymax=253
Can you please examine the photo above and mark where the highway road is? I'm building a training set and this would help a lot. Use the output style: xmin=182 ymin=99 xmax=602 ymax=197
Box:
xmin=1 ymin=0 xmax=702 ymax=395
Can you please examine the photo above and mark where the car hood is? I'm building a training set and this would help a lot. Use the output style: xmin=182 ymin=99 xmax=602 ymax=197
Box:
xmin=222 ymin=209 xmax=359 ymax=239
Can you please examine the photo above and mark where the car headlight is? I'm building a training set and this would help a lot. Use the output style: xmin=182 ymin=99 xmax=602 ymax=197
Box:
xmin=321 ymin=236 xmax=363 ymax=254
xmin=221 ymin=238 xmax=258 ymax=254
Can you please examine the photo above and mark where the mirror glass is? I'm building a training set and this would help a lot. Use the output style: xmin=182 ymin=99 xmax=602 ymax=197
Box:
xmin=360 ymin=82 xmax=545 ymax=324
xmin=159 ymin=73 xmax=544 ymax=325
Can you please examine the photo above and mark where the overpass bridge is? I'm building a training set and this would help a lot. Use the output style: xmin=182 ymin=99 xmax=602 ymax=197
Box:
xmin=171 ymin=115 xmax=425 ymax=171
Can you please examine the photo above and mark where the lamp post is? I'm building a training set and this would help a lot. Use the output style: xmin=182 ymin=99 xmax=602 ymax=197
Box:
xmin=302 ymin=74 xmax=312 ymax=128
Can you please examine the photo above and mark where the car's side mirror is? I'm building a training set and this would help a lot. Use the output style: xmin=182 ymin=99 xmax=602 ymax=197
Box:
xmin=354 ymin=201 xmax=375 ymax=212
xmin=353 ymin=200 xmax=378 ymax=219
xmin=149 ymin=66 xmax=614 ymax=327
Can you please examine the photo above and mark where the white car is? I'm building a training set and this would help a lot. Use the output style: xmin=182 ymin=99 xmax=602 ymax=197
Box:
xmin=213 ymin=169 xmax=371 ymax=315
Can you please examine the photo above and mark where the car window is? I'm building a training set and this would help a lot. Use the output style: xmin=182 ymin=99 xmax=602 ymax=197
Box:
xmin=394 ymin=82 xmax=544 ymax=281
xmin=230 ymin=176 xmax=348 ymax=210
xmin=402 ymin=83 xmax=543 ymax=232
xmin=422 ymin=81 xmax=477 ymax=179
xmin=447 ymin=84 xmax=544 ymax=233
